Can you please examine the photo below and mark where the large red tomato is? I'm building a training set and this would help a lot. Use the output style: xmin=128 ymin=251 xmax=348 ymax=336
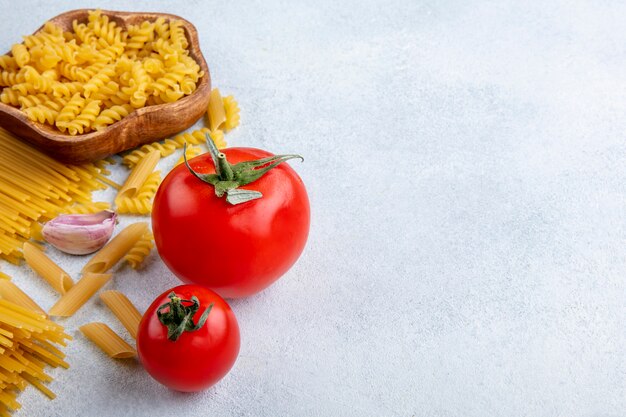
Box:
xmin=137 ymin=285 xmax=240 ymax=392
xmin=152 ymin=145 xmax=310 ymax=298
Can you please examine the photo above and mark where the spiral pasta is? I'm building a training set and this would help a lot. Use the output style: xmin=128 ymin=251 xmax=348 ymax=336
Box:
xmin=92 ymin=104 xmax=132 ymax=130
xmin=124 ymin=231 xmax=154 ymax=269
xmin=88 ymin=10 xmax=125 ymax=46
xmin=135 ymin=171 xmax=161 ymax=200
xmin=0 ymin=70 xmax=25 ymax=87
xmin=55 ymin=93 xmax=85 ymax=131
xmin=90 ymin=80 xmax=120 ymax=103
xmin=0 ymin=9 xmax=202 ymax=135
xmin=62 ymin=99 xmax=101 ymax=135
xmin=115 ymin=197 xmax=152 ymax=215
xmin=0 ymin=55 xmax=17 ymax=70
xmin=126 ymin=21 xmax=154 ymax=51
xmin=223 ymin=95 xmax=240 ymax=131
xmin=0 ymin=87 xmax=22 ymax=106
xmin=17 ymin=93 xmax=48 ymax=109
xmin=51 ymin=81 xmax=83 ymax=98
xmin=83 ymin=65 xmax=116 ymax=97
xmin=23 ymin=105 xmax=58 ymax=125
xmin=121 ymin=127 xmax=218 ymax=168
xmin=169 ymin=20 xmax=188 ymax=49
xmin=11 ymin=44 xmax=29 ymax=68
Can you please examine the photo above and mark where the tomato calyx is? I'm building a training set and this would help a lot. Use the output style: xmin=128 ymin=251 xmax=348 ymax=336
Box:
xmin=156 ymin=292 xmax=214 ymax=341
xmin=183 ymin=133 xmax=304 ymax=205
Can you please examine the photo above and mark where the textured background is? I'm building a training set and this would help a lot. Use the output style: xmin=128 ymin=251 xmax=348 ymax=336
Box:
xmin=1 ymin=1 xmax=625 ymax=416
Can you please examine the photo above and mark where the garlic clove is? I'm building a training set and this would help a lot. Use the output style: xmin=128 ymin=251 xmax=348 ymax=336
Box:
xmin=42 ymin=210 xmax=118 ymax=255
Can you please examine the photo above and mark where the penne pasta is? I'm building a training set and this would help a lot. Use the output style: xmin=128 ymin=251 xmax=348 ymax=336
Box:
xmin=99 ymin=291 xmax=142 ymax=339
xmin=22 ymin=242 xmax=73 ymax=294
xmin=207 ymin=88 xmax=226 ymax=131
xmin=115 ymin=151 xmax=159 ymax=200
xmin=79 ymin=322 xmax=136 ymax=359
xmin=0 ymin=281 xmax=46 ymax=316
xmin=48 ymin=272 xmax=112 ymax=317
xmin=82 ymin=222 xmax=148 ymax=274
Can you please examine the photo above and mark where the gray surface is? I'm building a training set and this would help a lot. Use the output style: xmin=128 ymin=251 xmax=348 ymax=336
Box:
xmin=1 ymin=1 xmax=625 ymax=416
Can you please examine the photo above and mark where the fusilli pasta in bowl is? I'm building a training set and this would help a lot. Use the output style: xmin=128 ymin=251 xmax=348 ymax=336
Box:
xmin=0 ymin=9 xmax=211 ymax=163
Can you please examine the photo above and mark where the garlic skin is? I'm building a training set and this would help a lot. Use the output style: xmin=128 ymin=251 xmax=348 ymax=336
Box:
xmin=42 ymin=210 xmax=117 ymax=255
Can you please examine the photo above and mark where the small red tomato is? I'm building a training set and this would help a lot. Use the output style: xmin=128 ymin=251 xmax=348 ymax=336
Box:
xmin=152 ymin=137 xmax=310 ymax=298
xmin=137 ymin=285 xmax=240 ymax=392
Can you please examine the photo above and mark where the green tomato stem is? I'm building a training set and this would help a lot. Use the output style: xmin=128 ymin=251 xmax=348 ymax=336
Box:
xmin=156 ymin=292 xmax=214 ymax=341
xmin=183 ymin=133 xmax=304 ymax=205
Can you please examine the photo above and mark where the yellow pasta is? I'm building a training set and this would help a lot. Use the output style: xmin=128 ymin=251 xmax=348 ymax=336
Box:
xmin=135 ymin=171 xmax=161 ymax=200
xmin=99 ymin=290 xmax=142 ymax=339
xmin=115 ymin=197 xmax=152 ymax=215
xmin=22 ymin=242 xmax=73 ymax=294
xmin=124 ymin=231 xmax=154 ymax=269
xmin=0 ymin=129 xmax=113 ymax=261
xmin=48 ymin=272 xmax=111 ymax=317
xmin=222 ymin=95 xmax=240 ymax=131
xmin=121 ymin=128 xmax=206 ymax=167
xmin=0 ymin=10 xmax=203 ymax=136
xmin=82 ymin=222 xmax=148 ymax=274
xmin=79 ymin=322 xmax=135 ymax=359
xmin=115 ymin=150 xmax=159 ymax=200
xmin=207 ymin=88 xmax=226 ymax=131
xmin=116 ymin=170 xmax=160 ymax=215
xmin=0 ymin=281 xmax=46 ymax=316
xmin=0 ymin=298 xmax=69 ymax=412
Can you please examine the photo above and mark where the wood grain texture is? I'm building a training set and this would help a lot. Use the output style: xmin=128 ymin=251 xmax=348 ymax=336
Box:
xmin=0 ymin=9 xmax=211 ymax=163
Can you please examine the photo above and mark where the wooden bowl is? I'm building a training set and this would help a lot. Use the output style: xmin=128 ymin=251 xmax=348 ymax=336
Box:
xmin=0 ymin=9 xmax=211 ymax=163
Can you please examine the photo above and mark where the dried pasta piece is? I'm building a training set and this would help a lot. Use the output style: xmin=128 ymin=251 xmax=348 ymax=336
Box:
xmin=0 ymin=281 xmax=46 ymax=316
xmin=115 ymin=150 xmax=159 ymax=200
xmin=116 ymin=170 xmax=159 ymax=215
xmin=222 ymin=95 xmax=240 ymax=131
xmin=207 ymin=88 xmax=226 ymax=131
xmin=135 ymin=171 xmax=161 ymax=200
xmin=11 ymin=44 xmax=29 ymax=68
xmin=48 ymin=272 xmax=111 ymax=317
xmin=123 ymin=231 xmax=154 ymax=269
xmin=99 ymin=290 xmax=142 ymax=339
xmin=23 ymin=242 xmax=73 ymax=294
xmin=80 ymin=322 xmax=135 ymax=358
xmin=92 ymin=104 xmax=132 ymax=130
xmin=115 ymin=197 xmax=152 ymax=215
xmin=0 ymin=55 xmax=17 ymax=70
xmin=55 ymin=93 xmax=85 ymax=132
xmin=0 ymin=298 xmax=69 ymax=411
xmin=63 ymin=99 xmax=101 ymax=135
xmin=82 ymin=222 xmax=148 ymax=274
xmin=23 ymin=105 xmax=58 ymax=125
xmin=121 ymin=140 xmax=178 ymax=168
xmin=169 ymin=20 xmax=188 ymax=49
